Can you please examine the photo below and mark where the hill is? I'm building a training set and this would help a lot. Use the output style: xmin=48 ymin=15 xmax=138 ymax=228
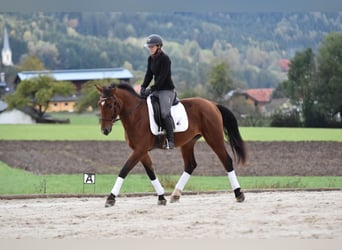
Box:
xmin=0 ymin=12 xmax=341 ymax=92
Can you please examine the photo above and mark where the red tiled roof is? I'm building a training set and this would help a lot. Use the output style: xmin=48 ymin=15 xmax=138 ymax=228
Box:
xmin=243 ymin=88 xmax=274 ymax=103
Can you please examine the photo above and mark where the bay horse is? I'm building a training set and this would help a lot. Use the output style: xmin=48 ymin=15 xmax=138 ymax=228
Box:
xmin=96 ymin=83 xmax=247 ymax=207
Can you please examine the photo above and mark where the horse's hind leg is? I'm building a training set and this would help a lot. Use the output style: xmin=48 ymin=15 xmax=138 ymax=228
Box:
xmin=170 ymin=137 xmax=199 ymax=203
xmin=226 ymin=156 xmax=245 ymax=202
xmin=204 ymin=134 xmax=245 ymax=202
xmin=141 ymin=153 xmax=167 ymax=205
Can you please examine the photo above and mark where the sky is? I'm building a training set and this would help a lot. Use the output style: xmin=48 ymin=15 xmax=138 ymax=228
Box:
xmin=1 ymin=0 xmax=342 ymax=12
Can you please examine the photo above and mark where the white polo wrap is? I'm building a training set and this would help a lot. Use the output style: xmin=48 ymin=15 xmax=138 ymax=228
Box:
xmin=151 ymin=178 xmax=165 ymax=195
xmin=175 ymin=172 xmax=191 ymax=191
xmin=111 ymin=176 xmax=124 ymax=196
xmin=228 ymin=170 xmax=240 ymax=190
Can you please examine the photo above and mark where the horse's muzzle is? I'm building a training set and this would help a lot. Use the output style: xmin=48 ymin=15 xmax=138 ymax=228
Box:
xmin=102 ymin=127 xmax=112 ymax=136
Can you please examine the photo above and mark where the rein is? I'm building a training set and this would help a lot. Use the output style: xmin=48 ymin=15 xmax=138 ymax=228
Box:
xmin=121 ymin=99 xmax=144 ymax=117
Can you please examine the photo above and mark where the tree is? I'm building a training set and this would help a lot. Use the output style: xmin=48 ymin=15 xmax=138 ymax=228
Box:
xmin=17 ymin=55 xmax=45 ymax=71
xmin=315 ymin=32 xmax=342 ymax=120
xmin=5 ymin=76 xmax=75 ymax=121
xmin=27 ymin=40 xmax=60 ymax=69
xmin=75 ymin=79 xmax=117 ymax=113
xmin=283 ymin=48 xmax=316 ymax=101
xmin=282 ymin=48 xmax=317 ymax=126
xmin=207 ymin=62 xmax=234 ymax=103
xmin=281 ymin=32 xmax=342 ymax=127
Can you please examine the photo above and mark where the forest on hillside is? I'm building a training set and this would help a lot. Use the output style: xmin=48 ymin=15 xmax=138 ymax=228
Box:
xmin=0 ymin=12 xmax=341 ymax=95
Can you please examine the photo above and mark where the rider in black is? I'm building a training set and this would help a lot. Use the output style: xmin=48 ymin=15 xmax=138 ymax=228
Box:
xmin=140 ymin=34 xmax=176 ymax=149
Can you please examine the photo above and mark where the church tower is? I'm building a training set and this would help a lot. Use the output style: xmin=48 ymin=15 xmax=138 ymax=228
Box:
xmin=2 ymin=27 xmax=13 ymax=66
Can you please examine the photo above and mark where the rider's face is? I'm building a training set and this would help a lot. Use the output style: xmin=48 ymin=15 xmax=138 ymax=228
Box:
xmin=148 ymin=45 xmax=158 ymax=55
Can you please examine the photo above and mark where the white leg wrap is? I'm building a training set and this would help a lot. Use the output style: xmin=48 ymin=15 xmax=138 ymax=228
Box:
xmin=175 ymin=172 xmax=191 ymax=191
xmin=228 ymin=170 xmax=240 ymax=190
xmin=111 ymin=177 xmax=124 ymax=196
xmin=151 ymin=178 xmax=165 ymax=196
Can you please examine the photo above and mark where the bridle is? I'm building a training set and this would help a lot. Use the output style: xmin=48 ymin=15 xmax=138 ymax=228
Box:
xmin=99 ymin=95 xmax=120 ymax=123
xmin=99 ymin=94 xmax=143 ymax=123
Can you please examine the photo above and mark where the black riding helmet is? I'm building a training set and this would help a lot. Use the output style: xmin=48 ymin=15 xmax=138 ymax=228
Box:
xmin=144 ymin=34 xmax=163 ymax=48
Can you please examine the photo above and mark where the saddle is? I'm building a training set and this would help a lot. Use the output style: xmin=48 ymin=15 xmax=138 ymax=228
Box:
xmin=147 ymin=95 xmax=188 ymax=136
xmin=150 ymin=94 xmax=178 ymax=129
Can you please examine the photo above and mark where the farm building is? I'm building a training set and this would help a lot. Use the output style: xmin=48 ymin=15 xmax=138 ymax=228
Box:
xmin=243 ymin=88 xmax=274 ymax=112
xmin=225 ymin=88 xmax=275 ymax=114
xmin=15 ymin=68 xmax=133 ymax=112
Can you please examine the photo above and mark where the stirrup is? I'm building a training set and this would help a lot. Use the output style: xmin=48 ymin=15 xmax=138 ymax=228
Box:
xmin=163 ymin=139 xmax=175 ymax=150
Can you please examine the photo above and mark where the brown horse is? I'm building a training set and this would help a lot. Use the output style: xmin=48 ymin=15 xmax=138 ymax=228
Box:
xmin=96 ymin=83 xmax=247 ymax=207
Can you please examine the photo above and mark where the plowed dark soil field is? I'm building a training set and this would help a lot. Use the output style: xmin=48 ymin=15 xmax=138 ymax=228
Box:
xmin=0 ymin=141 xmax=341 ymax=176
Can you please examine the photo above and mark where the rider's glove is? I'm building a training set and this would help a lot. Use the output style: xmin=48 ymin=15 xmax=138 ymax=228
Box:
xmin=140 ymin=86 xmax=151 ymax=98
xmin=140 ymin=86 xmax=146 ymax=97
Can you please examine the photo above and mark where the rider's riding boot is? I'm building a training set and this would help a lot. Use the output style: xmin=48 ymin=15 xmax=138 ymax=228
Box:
xmin=163 ymin=116 xmax=175 ymax=150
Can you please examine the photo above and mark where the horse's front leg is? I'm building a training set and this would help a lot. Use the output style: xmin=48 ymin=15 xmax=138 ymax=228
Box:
xmin=141 ymin=153 xmax=167 ymax=205
xmin=105 ymin=150 xmax=145 ymax=207
xmin=170 ymin=141 xmax=197 ymax=203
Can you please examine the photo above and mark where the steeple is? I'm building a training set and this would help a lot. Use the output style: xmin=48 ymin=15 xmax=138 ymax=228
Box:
xmin=2 ymin=27 xmax=13 ymax=66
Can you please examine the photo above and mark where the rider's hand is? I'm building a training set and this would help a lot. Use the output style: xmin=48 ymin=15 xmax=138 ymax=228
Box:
xmin=140 ymin=86 xmax=146 ymax=97
xmin=145 ymin=88 xmax=152 ymax=96
xmin=140 ymin=86 xmax=151 ymax=98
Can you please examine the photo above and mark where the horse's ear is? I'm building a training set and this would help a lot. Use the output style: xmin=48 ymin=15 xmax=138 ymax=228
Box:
xmin=95 ymin=84 xmax=103 ymax=94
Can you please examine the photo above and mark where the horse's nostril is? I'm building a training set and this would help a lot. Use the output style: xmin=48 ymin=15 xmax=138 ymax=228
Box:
xmin=102 ymin=127 xmax=111 ymax=136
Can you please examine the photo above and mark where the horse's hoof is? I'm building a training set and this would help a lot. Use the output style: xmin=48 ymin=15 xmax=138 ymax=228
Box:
xmin=170 ymin=189 xmax=181 ymax=203
xmin=158 ymin=195 xmax=167 ymax=205
xmin=157 ymin=194 xmax=167 ymax=206
xmin=158 ymin=199 xmax=167 ymax=205
xmin=170 ymin=195 xmax=180 ymax=203
xmin=104 ymin=194 xmax=116 ymax=207
xmin=236 ymin=192 xmax=245 ymax=203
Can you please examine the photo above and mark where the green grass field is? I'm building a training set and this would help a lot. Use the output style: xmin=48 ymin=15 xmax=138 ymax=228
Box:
xmin=0 ymin=162 xmax=341 ymax=195
xmin=0 ymin=112 xmax=341 ymax=195
xmin=0 ymin=111 xmax=341 ymax=141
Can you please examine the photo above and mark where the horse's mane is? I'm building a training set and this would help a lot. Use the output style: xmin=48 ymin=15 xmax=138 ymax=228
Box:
xmin=104 ymin=83 xmax=143 ymax=99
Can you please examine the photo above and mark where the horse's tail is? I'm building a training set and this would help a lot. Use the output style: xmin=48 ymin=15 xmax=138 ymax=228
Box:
xmin=217 ymin=104 xmax=247 ymax=165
